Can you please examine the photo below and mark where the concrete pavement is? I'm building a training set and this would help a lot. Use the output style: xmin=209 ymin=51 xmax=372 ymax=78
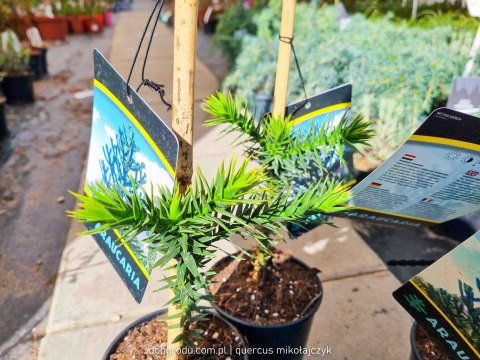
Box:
xmin=38 ymin=2 xmax=414 ymax=359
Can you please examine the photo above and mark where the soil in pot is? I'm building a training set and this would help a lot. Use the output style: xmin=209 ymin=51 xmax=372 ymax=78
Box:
xmin=210 ymin=249 xmax=321 ymax=325
xmin=110 ymin=315 xmax=244 ymax=360
xmin=414 ymin=324 xmax=450 ymax=360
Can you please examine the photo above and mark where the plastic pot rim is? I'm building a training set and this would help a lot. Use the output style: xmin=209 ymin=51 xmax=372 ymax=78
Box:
xmin=208 ymin=253 xmax=323 ymax=330
xmin=411 ymin=322 xmax=422 ymax=360
xmin=103 ymin=307 xmax=249 ymax=360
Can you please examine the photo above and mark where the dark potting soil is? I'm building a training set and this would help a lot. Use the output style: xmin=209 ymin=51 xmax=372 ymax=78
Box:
xmin=415 ymin=324 xmax=450 ymax=360
xmin=110 ymin=315 xmax=243 ymax=360
xmin=210 ymin=249 xmax=321 ymax=325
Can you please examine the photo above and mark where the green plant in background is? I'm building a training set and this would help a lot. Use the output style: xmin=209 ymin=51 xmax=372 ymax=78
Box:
xmin=51 ymin=0 xmax=110 ymax=16
xmin=0 ymin=3 xmax=13 ymax=32
xmin=213 ymin=0 xmax=266 ymax=62
xmin=326 ymin=0 xmax=469 ymax=20
xmin=70 ymin=151 xmax=351 ymax=344
xmin=223 ymin=2 xmax=478 ymax=166
xmin=0 ymin=34 xmax=30 ymax=75
xmin=411 ymin=10 xmax=479 ymax=32
xmin=203 ymin=91 xmax=372 ymax=273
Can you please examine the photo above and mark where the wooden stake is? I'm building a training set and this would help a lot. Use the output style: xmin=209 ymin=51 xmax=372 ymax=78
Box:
xmin=172 ymin=0 xmax=197 ymax=193
xmin=168 ymin=0 xmax=198 ymax=358
xmin=272 ymin=0 xmax=297 ymax=117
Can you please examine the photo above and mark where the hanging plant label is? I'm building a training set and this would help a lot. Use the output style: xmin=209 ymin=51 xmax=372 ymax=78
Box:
xmin=343 ymin=108 xmax=480 ymax=227
xmin=287 ymin=84 xmax=352 ymax=132
xmin=286 ymin=84 xmax=355 ymax=185
xmin=284 ymin=84 xmax=355 ymax=237
xmin=393 ymin=231 xmax=480 ymax=359
xmin=84 ymin=50 xmax=178 ymax=303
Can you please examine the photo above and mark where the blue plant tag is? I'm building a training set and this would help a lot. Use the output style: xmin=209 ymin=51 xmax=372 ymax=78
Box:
xmin=393 ymin=231 xmax=480 ymax=359
xmin=84 ymin=50 xmax=178 ymax=303
xmin=285 ymin=85 xmax=354 ymax=237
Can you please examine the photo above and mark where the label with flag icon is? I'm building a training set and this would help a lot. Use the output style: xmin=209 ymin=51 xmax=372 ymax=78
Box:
xmin=341 ymin=108 xmax=480 ymax=227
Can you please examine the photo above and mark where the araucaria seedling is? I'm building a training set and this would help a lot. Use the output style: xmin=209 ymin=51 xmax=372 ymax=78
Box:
xmin=203 ymin=92 xmax=373 ymax=283
xmin=70 ymin=151 xmax=352 ymax=348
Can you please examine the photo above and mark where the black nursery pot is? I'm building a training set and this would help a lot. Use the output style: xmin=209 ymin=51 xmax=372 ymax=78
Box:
xmin=1 ymin=74 xmax=35 ymax=104
xmin=29 ymin=53 xmax=44 ymax=80
xmin=103 ymin=308 xmax=249 ymax=360
xmin=410 ymin=322 xmax=421 ymax=360
xmin=210 ymin=256 xmax=323 ymax=360
xmin=0 ymin=98 xmax=8 ymax=139
xmin=39 ymin=48 xmax=49 ymax=75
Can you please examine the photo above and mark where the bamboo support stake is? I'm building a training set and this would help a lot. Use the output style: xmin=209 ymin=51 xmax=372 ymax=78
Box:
xmin=168 ymin=0 xmax=198 ymax=358
xmin=272 ymin=0 xmax=297 ymax=117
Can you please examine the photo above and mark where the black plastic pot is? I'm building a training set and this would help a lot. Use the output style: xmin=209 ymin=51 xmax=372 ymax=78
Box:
xmin=1 ymin=74 xmax=35 ymax=104
xmin=210 ymin=256 xmax=323 ymax=360
xmin=29 ymin=53 xmax=44 ymax=80
xmin=0 ymin=97 xmax=8 ymax=139
xmin=103 ymin=308 xmax=249 ymax=359
xmin=34 ymin=47 xmax=49 ymax=76
xmin=411 ymin=322 xmax=421 ymax=360
xmin=39 ymin=48 xmax=48 ymax=75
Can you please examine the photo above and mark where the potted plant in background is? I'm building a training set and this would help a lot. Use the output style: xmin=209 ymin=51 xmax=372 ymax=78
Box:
xmin=33 ymin=3 xmax=68 ymax=42
xmin=63 ymin=2 xmax=87 ymax=34
xmin=69 ymin=135 xmax=353 ymax=358
xmin=202 ymin=92 xmax=372 ymax=358
xmin=84 ymin=0 xmax=106 ymax=34
xmin=0 ymin=35 xmax=34 ymax=104
xmin=103 ymin=0 xmax=115 ymax=26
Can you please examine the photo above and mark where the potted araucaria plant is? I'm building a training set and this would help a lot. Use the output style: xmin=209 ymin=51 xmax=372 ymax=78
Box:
xmin=70 ymin=149 xmax=353 ymax=359
xmin=202 ymin=92 xmax=373 ymax=358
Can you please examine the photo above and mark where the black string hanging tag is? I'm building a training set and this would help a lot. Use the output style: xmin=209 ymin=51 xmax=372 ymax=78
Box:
xmin=126 ymin=0 xmax=171 ymax=111
xmin=279 ymin=35 xmax=309 ymax=117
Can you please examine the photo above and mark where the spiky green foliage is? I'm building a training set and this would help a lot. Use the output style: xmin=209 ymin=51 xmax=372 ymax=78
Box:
xmin=70 ymin=157 xmax=349 ymax=343
xmin=204 ymin=91 xmax=372 ymax=237
xmin=203 ymin=91 xmax=372 ymax=183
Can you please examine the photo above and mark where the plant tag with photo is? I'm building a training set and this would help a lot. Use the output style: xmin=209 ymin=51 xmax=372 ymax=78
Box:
xmin=285 ymin=84 xmax=355 ymax=237
xmin=84 ymin=50 xmax=178 ymax=303
xmin=393 ymin=231 xmax=480 ymax=359
xmin=286 ymin=84 xmax=355 ymax=186
xmin=342 ymin=108 xmax=480 ymax=227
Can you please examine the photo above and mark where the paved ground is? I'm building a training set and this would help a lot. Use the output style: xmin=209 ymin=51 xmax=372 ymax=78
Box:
xmin=0 ymin=24 xmax=114 ymax=359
